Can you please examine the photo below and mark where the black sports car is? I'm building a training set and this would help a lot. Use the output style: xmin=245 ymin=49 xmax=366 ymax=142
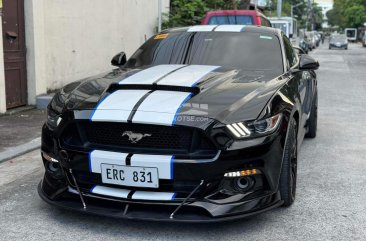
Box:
xmin=39 ymin=25 xmax=319 ymax=222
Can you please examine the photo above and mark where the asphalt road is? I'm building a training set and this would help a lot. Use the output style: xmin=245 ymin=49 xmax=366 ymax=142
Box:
xmin=1 ymin=42 xmax=366 ymax=241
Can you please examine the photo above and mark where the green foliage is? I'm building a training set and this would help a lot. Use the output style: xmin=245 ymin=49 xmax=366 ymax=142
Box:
xmin=327 ymin=0 xmax=366 ymax=28
xmin=264 ymin=0 xmax=323 ymax=30
xmin=162 ymin=0 xmax=208 ymax=29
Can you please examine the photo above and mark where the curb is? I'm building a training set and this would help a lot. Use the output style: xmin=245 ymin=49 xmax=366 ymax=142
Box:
xmin=0 ymin=137 xmax=41 ymax=163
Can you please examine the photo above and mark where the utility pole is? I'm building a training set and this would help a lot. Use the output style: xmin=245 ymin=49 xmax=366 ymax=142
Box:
xmin=277 ymin=0 xmax=282 ymax=18
xmin=306 ymin=0 xmax=311 ymax=30
xmin=158 ymin=0 xmax=162 ymax=33
xmin=232 ymin=0 xmax=238 ymax=10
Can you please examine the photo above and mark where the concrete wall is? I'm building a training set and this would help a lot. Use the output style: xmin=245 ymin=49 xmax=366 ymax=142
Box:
xmin=25 ymin=0 xmax=169 ymax=105
xmin=0 ymin=14 xmax=6 ymax=113
xmin=24 ymin=0 xmax=47 ymax=105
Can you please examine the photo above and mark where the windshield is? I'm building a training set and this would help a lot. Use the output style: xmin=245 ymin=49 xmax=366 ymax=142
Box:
xmin=346 ymin=30 xmax=356 ymax=37
xmin=332 ymin=35 xmax=347 ymax=42
xmin=126 ymin=31 xmax=284 ymax=75
xmin=272 ymin=23 xmax=288 ymax=34
xmin=208 ymin=16 xmax=253 ymax=25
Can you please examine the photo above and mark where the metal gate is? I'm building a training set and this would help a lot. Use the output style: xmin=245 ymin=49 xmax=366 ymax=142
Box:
xmin=2 ymin=0 xmax=27 ymax=109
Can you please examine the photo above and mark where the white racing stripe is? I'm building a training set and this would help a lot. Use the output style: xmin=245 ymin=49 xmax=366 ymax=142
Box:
xmin=131 ymin=154 xmax=173 ymax=180
xmin=119 ymin=64 xmax=185 ymax=85
xmin=132 ymin=91 xmax=192 ymax=125
xmin=91 ymin=186 xmax=130 ymax=199
xmin=132 ymin=191 xmax=175 ymax=201
xmin=89 ymin=150 xmax=128 ymax=173
xmin=90 ymin=186 xmax=175 ymax=201
xmin=214 ymin=25 xmax=245 ymax=32
xmin=90 ymin=90 xmax=150 ymax=122
xmin=187 ymin=25 xmax=217 ymax=32
xmin=90 ymin=65 xmax=220 ymax=124
xmin=158 ymin=65 xmax=220 ymax=87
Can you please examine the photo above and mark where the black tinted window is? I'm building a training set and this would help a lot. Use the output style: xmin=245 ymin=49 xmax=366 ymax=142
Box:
xmin=208 ymin=16 xmax=253 ymax=25
xmin=126 ymin=32 xmax=284 ymax=75
xmin=283 ymin=35 xmax=297 ymax=68
xmin=260 ymin=17 xmax=270 ymax=27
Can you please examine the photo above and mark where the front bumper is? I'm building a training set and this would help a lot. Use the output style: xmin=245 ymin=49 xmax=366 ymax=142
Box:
xmin=38 ymin=181 xmax=283 ymax=222
xmin=39 ymin=114 xmax=288 ymax=222
xmin=330 ymin=43 xmax=348 ymax=49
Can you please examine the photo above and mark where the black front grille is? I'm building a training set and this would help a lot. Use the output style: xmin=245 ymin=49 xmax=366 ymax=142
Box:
xmin=85 ymin=122 xmax=193 ymax=150
xmin=61 ymin=122 xmax=216 ymax=155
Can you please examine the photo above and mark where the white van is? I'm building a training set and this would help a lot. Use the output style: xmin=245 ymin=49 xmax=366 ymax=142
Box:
xmin=345 ymin=28 xmax=357 ymax=42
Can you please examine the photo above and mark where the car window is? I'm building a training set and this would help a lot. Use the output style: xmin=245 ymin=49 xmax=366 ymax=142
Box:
xmin=126 ymin=31 xmax=284 ymax=76
xmin=282 ymin=35 xmax=297 ymax=68
xmin=208 ymin=16 xmax=253 ymax=25
xmin=260 ymin=17 xmax=270 ymax=27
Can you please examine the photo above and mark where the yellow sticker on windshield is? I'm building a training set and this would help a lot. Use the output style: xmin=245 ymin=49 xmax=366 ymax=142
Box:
xmin=154 ymin=34 xmax=169 ymax=40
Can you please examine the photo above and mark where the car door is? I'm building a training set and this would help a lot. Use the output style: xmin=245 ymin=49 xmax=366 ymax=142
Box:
xmin=282 ymin=34 xmax=313 ymax=134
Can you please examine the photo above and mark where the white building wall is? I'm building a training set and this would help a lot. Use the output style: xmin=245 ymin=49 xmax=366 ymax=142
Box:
xmin=25 ymin=0 xmax=169 ymax=105
xmin=0 ymin=14 xmax=6 ymax=113
xmin=24 ymin=0 xmax=47 ymax=105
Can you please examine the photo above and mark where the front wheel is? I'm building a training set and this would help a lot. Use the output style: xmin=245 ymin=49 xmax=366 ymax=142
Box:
xmin=279 ymin=118 xmax=298 ymax=207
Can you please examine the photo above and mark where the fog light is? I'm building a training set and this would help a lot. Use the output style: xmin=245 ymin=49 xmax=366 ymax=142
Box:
xmin=46 ymin=161 xmax=64 ymax=179
xmin=224 ymin=169 xmax=259 ymax=177
xmin=47 ymin=162 xmax=60 ymax=172
xmin=235 ymin=176 xmax=255 ymax=192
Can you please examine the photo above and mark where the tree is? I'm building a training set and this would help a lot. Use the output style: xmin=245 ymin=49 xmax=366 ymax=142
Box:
xmin=264 ymin=0 xmax=318 ymax=29
xmin=328 ymin=0 xmax=366 ymax=28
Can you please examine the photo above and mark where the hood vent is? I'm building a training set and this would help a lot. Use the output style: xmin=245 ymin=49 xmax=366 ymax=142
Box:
xmin=107 ymin=83 xmax=200 ymax=95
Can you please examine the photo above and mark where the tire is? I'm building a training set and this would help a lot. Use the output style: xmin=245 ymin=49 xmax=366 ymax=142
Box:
xmin=306 ymin=92 xmax=318 ymax=138
xmin=279 ymin=118 xmax=298 ymax=207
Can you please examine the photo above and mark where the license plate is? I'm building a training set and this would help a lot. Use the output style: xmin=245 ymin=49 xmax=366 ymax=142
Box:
xmin=101 ymin=164 xmax=159 ymax=188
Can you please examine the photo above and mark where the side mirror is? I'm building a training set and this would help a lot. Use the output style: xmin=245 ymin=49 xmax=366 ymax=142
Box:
xmin=293 ymin=46 xmax=306 ymax=55
xmin=299 ymin=54 xmax=319 ymax=70
xmin=111 ymin=52 xmax=127 ymax=67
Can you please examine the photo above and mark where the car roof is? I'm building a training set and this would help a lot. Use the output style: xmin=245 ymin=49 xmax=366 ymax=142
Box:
xmin=204 ymin=10 xmax=264 ymax=16
xmin=162 ymin=25 xmax=281 ymax=36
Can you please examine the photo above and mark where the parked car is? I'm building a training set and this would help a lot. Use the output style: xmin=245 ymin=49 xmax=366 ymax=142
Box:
xmin=314 ymin=32 xmax=321 ymax=46
xmin=299 ymin=39 xmax=309 ymax=53
xmin=306 ymin=31 xmax=317 ymax=49
xmin=329 ymin=34 xmax=348 ymax=50
xmin=38 ymin=25 xmax=319 ymax=222
xmin=201 ymin=10 xmax=271 ymax=26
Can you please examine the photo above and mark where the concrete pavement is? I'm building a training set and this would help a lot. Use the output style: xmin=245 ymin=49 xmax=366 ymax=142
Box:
xmin=0 ymin=42 xmax=366 ymax=241
xmin=0 ymin=109 xmax=45 ymax=162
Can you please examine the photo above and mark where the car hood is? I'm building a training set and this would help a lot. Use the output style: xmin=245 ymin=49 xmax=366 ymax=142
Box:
xmin=54 ymin=64 xmax=286 ymax=124
xmin=330 ymin=39 xmax=346 ymax=44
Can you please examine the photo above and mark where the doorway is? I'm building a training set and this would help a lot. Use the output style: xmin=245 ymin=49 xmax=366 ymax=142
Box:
xmin=2 ymin=0 xmax=27 ymax=109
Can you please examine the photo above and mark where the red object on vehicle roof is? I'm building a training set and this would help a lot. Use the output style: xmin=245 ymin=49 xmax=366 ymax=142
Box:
xmin=201 ymin=10 xmax=271 ymax=27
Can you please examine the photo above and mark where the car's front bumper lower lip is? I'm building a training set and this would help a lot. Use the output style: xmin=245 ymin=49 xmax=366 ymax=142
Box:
xmin=38 ymin=181 xmax=283 ymax=222
xmin=330 ymin=44 xmax=347 ymax=48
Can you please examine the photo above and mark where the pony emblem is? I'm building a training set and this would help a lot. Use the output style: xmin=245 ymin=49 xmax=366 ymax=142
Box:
xmin=122 ymin=131 xmax=152 ymax=143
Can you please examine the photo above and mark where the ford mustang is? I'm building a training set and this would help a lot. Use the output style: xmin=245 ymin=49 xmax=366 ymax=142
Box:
xmin=38 ymin=25 xmax=319 ymax=222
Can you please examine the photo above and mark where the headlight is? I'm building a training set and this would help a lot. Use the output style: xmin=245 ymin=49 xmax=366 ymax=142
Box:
xmin=226 ymin=113 xmax=282 ymax=139
xmin=47 ymin=107 xmax=62 ymax=130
